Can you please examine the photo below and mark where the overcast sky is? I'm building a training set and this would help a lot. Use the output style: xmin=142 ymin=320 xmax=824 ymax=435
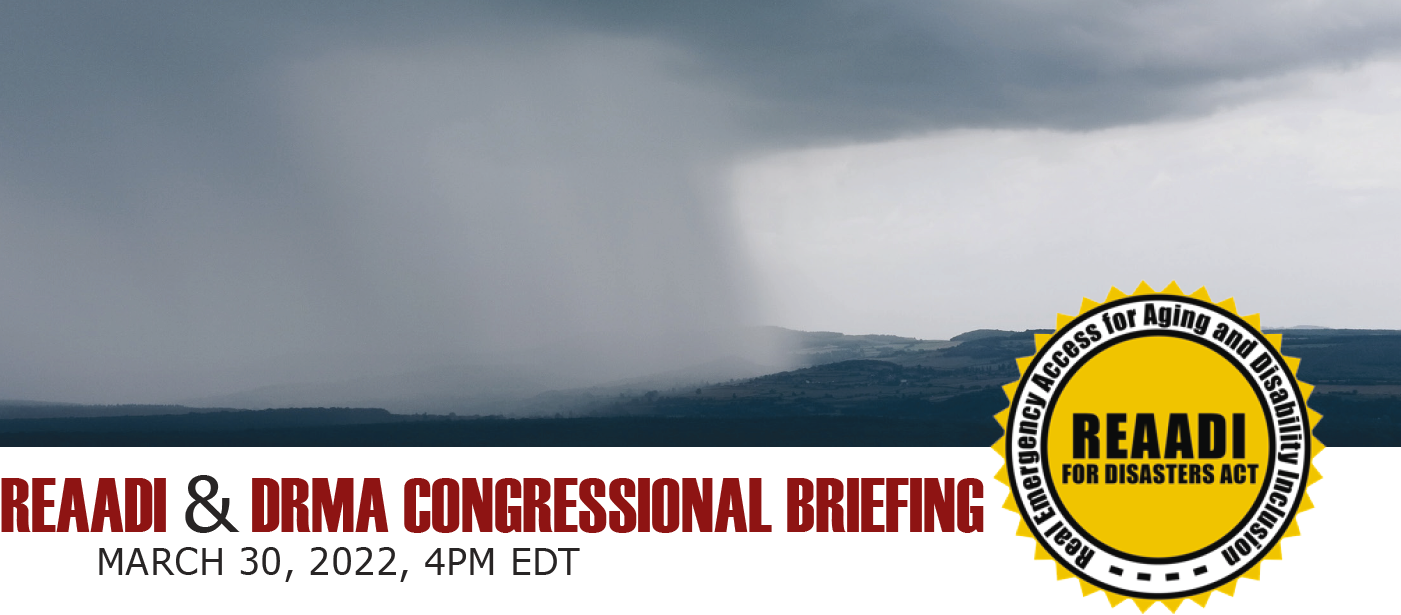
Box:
xmin=3 ymin=2 xmax=1401 ymax=402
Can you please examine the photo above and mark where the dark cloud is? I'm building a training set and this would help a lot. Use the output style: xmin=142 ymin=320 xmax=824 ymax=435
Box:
xmin=1 ymin=2 xmax=1397 ymax=402
xmin=0 ymin=3 xmax=757 ymax=402
xmin=507 ymin=1 xmax=1401 ymax=138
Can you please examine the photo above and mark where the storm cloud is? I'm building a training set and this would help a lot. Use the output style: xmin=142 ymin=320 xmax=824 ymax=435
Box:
xmin=2 ymin=2 xmax=1399 ymax=403
xmin=515 ymin=1 xmax=1401 ymax=137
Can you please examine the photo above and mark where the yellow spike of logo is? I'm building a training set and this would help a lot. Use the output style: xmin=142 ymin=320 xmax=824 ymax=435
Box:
xmin=1284 ymin=520 xmax=1302 ymax=538
xmin=1002 ymin=382 xmax=1020 ymax=402
xmin=994 ymin=285 xmax=1321 ymax=611
xmin=1033 ymin=542 xmax=1053 ymax=560
xmin=1078 ymin=578 xmax=1098 ymax=596
xmin=1015 ymin=355 xmax=1033 ymax=373
xmin=1056 ymin=313 xmax=1076 ymax=331
xmin=1217 ymin=579 xmax=1238 ymax=596
xmin=1243 ymin=313 xmax=1262 ymax=331
xmin=1034 ymin=333 xmax=1053 ymax=352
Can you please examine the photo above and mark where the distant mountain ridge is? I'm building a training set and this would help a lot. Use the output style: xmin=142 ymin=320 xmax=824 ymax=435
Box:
xmin=0 ymin=404 xmax=227 ymax=420
xmin=171 ymin=327 xmax=957 ymax=413
xmin=2 ymin=326 xmax=1398 ymax=448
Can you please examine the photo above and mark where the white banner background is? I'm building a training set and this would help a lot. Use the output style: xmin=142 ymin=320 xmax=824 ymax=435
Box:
xmin=0 ymin=447 xmax=1388 ymax=613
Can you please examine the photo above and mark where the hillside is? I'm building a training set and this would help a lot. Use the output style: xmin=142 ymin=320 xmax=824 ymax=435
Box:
xmin=0 ymin=327 xmax=1396 ymax=446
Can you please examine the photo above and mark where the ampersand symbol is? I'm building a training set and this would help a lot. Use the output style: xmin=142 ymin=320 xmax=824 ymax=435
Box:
xmin=186 ymin=475 xmax=239 ymax=533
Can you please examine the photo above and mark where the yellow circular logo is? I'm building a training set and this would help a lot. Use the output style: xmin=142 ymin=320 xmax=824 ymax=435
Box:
xmin=995 ymin=283 xmax=1323 ymax=610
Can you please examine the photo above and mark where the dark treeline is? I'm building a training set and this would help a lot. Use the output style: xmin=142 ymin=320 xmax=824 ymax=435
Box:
xmin=0 ymin=408 xmax=402 ymax=434
xmin=0 ymin=415 xmax=979 ymax=447
xmin=0 ymin=328 xmax=1396 ymax=446
xmin=0 ymin=390 xmax=1004 ymax=446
